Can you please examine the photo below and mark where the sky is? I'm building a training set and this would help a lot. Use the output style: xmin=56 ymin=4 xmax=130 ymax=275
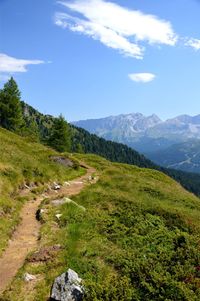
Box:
xmin=1 ymin=0 xmax=200 ymax=121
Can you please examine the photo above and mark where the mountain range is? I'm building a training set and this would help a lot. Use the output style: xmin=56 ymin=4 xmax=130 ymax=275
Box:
xmin=73 ymin=113 xmax=200 ymax=173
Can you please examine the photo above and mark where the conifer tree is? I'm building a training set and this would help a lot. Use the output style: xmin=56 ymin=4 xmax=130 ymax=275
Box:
xmin=48 ymin=114 xmax=71 ymax=152
xmin=0 ymin=77 xmax=23 ymax=131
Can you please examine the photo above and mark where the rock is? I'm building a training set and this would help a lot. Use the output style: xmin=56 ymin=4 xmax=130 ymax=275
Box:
xmin=51 ymin=156 xmax=74 ymax=168
xmin=24 ymin=273 xmax=36 ymax=282
xmin=51 ymin=269 xmax=84 ymax=301
xmin=52 ymin=182 xmax=61 ymax=190
xmin=51 ymin=198 xmax=86 ymax=211
xmin=55 ymin=214 xmax=62 ymax=220
xmin=36 ymin=208 xmax=47 ymax=221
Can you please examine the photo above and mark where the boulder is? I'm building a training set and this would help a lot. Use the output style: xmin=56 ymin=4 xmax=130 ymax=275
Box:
xmin=51 ymin=269 xmax=84 ymax=301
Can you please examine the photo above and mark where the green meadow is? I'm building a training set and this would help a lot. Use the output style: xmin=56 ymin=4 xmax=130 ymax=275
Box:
xmin=0 ymin=127 xmax=84 ymax=256
xmin=2 ymin=153 xmax=200 ymax=300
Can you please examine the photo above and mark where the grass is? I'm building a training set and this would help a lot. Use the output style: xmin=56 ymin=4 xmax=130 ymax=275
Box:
xmin=0 ymin=127 xmax=85 ymax=255
xmin=2 ymin=153 xmax=200 ymax=300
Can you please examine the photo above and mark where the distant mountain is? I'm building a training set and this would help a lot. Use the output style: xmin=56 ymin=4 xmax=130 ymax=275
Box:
xmin=73 ymin=113 xmax=200 ymax=144
xmin=148 ymin=139 xmax=200 ymax=174
xmin=73 ymin=112 xmax=200 ymax=173
xmin=73 ymin=113 xmax=162 ymax=142
xmin=146 ymin=114 xmax=200 ymax=141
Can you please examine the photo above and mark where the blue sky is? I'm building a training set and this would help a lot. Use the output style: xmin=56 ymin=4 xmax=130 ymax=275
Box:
xmin=1 ymin=0 xmax=200 ymax=121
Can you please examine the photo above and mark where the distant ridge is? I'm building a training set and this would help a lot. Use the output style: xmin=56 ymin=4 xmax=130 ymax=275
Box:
xmin=73 ymin=112 xmax=200 ymax=173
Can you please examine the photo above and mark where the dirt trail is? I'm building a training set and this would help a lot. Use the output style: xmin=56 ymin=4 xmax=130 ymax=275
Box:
xmin=0 ymin=165 xmax=96 ymax=295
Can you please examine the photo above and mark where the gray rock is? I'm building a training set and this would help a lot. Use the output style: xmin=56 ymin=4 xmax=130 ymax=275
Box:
xmin=51 ymin=156 xmax=74 ymax=168
xmin=51 ymin=269 xmax=84 ymax=301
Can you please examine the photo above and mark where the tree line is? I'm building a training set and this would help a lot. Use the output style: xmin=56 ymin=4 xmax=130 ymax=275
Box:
xmin=0 ymin=77 xmax=71 ymax=152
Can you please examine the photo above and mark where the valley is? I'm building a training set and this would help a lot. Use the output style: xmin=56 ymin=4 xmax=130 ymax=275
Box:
xmin=73 ymin=113 xmax=200 ymax=173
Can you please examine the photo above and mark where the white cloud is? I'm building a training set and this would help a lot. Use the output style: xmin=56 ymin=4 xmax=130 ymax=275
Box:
xmin=0 ymin=53 xmax=44 ymax=74
xmin=185 ymin=38 xmax=200 ymax=50
xmin=128 ymin=73 xmax=156 ymax=83
xmin=55 ymin=0 xmax=177 ymax=59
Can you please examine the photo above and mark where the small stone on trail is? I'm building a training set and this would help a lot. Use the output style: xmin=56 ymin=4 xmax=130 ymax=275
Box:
xmin=52 ymin=182 xmax=61 ymax=190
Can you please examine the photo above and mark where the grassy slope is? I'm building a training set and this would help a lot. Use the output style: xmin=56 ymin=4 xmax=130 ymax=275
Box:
xmin=0 ymin=127 xmax=85 ymax=255
xmin=2 ymin=154 xmax=200 ymax=301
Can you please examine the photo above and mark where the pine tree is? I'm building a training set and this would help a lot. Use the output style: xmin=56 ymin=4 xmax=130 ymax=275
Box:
xmin=3 ymin=77 xmax=21 ymax=98
xmin=0 ymin=77 xmax=23 ymax=131
xmin=48 ymin=115 xmax=71 ymax=152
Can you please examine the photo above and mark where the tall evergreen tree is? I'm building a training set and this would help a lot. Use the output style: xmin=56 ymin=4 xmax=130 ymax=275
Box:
xmin=0 ymin=77 xmax=23 ymax=131
xmin=48 ymin=115 xmax=71 ymax=152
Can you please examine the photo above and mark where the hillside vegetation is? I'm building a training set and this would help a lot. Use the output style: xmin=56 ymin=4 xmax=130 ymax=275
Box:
xmin=0 ymin=127 xmax=84 ymax=255
xmin=19 ymin=102 xmax=200 ymax=197
xmin=2 ymin=154 xmax=200 ymax=300
xmin=1 ymin=77 xmax=200 ymax=196
xmin=1 ymin=78 xmax=200 ymax=300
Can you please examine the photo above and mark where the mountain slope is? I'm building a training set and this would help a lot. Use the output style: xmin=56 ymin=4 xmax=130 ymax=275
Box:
xmin=148 ymin=139 xmax=200 ymax=173
xmin=0 ymin=127 xmax=84 ymax=256
xmin=73 ymin=112 xmax=200 ymax=173
xmin=20 ymin=103 xmax=200 ymax=196
xmin=3 ymin=153 xmax=200 ymax=300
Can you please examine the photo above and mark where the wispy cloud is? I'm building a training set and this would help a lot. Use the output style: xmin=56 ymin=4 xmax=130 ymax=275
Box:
xmin=128 ymin=73 xmax=156 ymax=83
xmin=0 ymin=53 xmax=44 ymax=82
xmin=55 ymin=0 xmax=178 ymax=59
xmin=185 ymin=38 xmax=200 ymax=50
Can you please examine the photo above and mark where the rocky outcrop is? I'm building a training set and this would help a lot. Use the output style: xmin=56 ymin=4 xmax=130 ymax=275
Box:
xmin=51 ymin=156 xmax=74 ymax=168
xmin=51 ymin=269 xmax=84 ymax=301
